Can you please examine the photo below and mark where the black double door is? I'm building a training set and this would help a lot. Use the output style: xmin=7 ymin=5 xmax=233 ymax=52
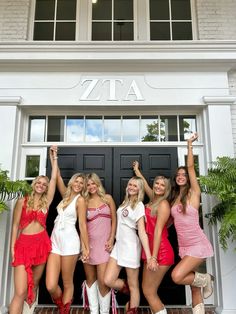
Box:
xmin=39 ymin=146 xmax=185 ymax=306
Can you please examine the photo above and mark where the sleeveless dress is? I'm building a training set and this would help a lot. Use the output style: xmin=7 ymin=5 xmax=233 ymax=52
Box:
xmin=87 ymin=203 xmax=112 ymax=265
xmin=51 ymin=194 xmax=81 ymax=255
xmin=141 ymin=207 xmax=174 ymax=265
xmin=171 ymin=204 xmax=214 ymax=258
xmin=110 ymin=201 xmax=145 ymax=268
xmin=12 ymin=197 xmax=51 ymax=305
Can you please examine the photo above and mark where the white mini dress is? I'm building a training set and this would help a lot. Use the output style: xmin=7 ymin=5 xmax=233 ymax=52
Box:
xmin=51 ymin=194 xmax=80 ymax=256
xmin=110 ymin=201 xmax=145 ymax=268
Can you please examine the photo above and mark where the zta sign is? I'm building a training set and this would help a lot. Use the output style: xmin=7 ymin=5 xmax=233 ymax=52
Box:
xmin=79 ymin=79 xmax=144 ymax=101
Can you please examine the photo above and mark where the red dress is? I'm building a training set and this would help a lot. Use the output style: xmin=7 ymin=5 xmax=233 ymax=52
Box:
xmin=141 ymin=207 xmax=174 ymax=266
xmin=12 ymin=197 xmax=51 ymax=305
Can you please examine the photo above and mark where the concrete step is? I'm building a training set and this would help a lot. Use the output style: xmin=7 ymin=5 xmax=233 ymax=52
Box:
xmin=35 ymin=306 xmax=216 ymax=314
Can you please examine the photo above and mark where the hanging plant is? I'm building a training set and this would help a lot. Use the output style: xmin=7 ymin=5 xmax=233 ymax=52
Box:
xmin=0 ymin=167 xmax=32 ymax=214
xmin=200 ymin=156 xmax=236 ymax=250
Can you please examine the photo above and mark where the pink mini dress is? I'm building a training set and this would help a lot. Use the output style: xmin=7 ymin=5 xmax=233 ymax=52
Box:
xmin=141 ymin=207 xmax=174 ymax=266
xmin=171 ymin=204 xmax=214 ymax=259
xmin=86 ymin=203 xmax=112 ymax=265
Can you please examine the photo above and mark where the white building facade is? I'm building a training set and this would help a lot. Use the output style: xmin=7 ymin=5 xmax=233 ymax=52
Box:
xmin=0 ymin=0 xmax=236 ymax=313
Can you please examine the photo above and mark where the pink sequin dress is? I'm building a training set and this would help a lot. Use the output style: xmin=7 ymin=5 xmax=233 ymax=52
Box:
xmin=86 ymin=203 xmax=112 ymax=265
xmin=171 ymin=204 xmax=213 ymax=259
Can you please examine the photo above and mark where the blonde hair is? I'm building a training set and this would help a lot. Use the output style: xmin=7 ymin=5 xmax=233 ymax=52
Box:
xmin=151 ymin=176 xmax=171 ymax=216
xmin=27 ymin=175 xmax=49 ymax=211
xmin=58 ymin=173 xmax=86 ymax=209
xmin=122 ymin=176 xmax=144 ymax=209
xmin=84 ymin=173 xmax=107 ymax=203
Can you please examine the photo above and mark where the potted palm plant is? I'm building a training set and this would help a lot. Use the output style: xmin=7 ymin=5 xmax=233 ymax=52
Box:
xmin=0 ymin=167 xmax=31 ymax=214
xmin=200 ymin=156 xmax=236 ymax=250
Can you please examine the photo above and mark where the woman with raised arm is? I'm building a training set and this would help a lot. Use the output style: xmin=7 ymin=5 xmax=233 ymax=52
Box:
xmin=170 ymin=133 xmax=214 ymax=314
xmin=83 ymin=173 xmax=116 ymax=314
xmin=133 ymin=162 xmax=174 ymax=314
xmin=9 ymin=147 xmax=58 ymax=314
xmin=104 ymin=176 xmax=152 ymax=314
xmin=46 ymin=147 xmax=89 ymax=314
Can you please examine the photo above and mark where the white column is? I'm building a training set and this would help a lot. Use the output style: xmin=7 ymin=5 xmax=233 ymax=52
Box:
xmin=203 ymin=96 xmax=236 ymax=314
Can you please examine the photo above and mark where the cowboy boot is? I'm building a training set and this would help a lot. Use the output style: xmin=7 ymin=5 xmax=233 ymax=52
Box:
xmin=192 ymin=272 xmax=214 ymax=299
xmin=85 ymin=281 xmax=99 ymax=314
xmin=192 ymin=303 xmax=205 ymax=314
xmin=63 ymin=300 xmax=72 ymax=314
xmin=22 ymin=289 xmax=38 ymax=314
xmin=154 ymin=307 xmax=167 ymax=314
xmin=52 ymin=295 xmax=64 ymax=312
xmin=98 ymin=290 xmax=111 ymax=314
xmin=126 ymin=302 xmax=138 ymax=314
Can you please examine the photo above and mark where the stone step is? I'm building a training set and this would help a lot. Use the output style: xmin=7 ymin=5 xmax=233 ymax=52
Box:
xmin=35 ymin=306 xmax=216 ymax=314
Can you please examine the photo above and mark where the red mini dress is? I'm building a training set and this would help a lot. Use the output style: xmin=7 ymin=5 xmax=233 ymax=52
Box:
xmin=141 ymin=207 xmax=174 ymax=266
xmin=12 ymin=197 xmax=51 ymax=305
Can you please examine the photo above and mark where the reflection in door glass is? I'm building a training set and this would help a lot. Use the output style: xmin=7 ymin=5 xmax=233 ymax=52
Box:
xmin=66 ymin=116 xmax=84 ymax=142
xmin=28 ymin=116 xmax=45 ymax=142
xmin=179 ymin=116 xmax=197 ymax=140
xmin=104 ymin=117 xmax=121 ymax=142
xmin=85 ymin=116 xmax=103 ymax=142
xmin=160 ymin=116 xmax=178 ymax=141
xmin=47 ymin=116 xmax=65 ymax=142
xmin=123 ymin=116 xmax=139 ymax=142
xmin=141 ymin=116 xmax=159 ymax=142
xmin=25 ymin=156 xmax=40 ymax=177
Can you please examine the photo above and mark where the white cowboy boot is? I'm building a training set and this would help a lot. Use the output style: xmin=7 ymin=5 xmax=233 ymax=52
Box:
xmin=86 ymin=281 xmax=99 ymax=314
xmin=22 ymin=289 xmax=38 ymax=314
xmin=98 ymin=289 xmax=111 ymax=314
xmin=192 ymin=272 xmax=214 ymax=299
xmin=192 ymin=303 xmax=205 ymax=314
xmin=154 ymin=307 xmax=167 ymax=314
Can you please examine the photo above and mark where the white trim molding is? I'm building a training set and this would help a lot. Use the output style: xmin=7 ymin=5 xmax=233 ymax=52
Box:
xmin=203 ymin=96 xmax=236 ymax=105
xmin=0 ymin=96 xmax=22 ymax=106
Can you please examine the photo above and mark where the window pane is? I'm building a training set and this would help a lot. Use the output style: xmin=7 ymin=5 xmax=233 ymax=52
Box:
xmin=56 ymin=22 xmax=76 ymax=40
xmin=85 ymin=117 xmax=103 ymax=142
xmin=172 ymin=22 xmax=192 ymax=40
xmin=104 ymin=117 xmax=121 ymax=142
xmin=35 ymin=0 xmax=55 ymax=20
xmin=160 ymin=116 xmax=177 ymax=141
xmin=47 ymin=116 xmax=64 ymax=141
xmin=123 ymin=116 xmax=139 ymax=142
xmin=114 ymin=0 xmax=133 ymax=20
xmin=25 ymin=156 xmax=40 ymax=177
xmin=66 ymin=116 xmax=84 ymax=142
xmin=171 ymin=0 xmax=191 ymax=20
xmin=34 ymin=22 xmax=54 ymax=40
xmin=114 ymin=22 xmax=133 ymax=40
xmin=92 ymin=22 xmax=111 ymax=40
xmin=141 ymin=116 xmax=159 ymax=142
xmin=28 ymin=116 xmax=46 ymax=142
xmin=150 ymin=0 xmax=169 ymax=20
xmin=179 ymin=116 xmax=196 ymax=141
xmin=92 ymin=0 xmax=112 ymax=20
xmin=150 ymin=22 xmax=170 ymax=40
xmin=57 ymin=0 xmax=76 ymax=20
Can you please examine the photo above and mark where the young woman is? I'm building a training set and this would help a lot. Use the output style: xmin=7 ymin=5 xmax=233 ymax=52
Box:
xmin=170 ymin=133 xmax=214 ymax=314
xmin=133 ymin=162 xmax=174 ymax=314
xmin=83 ymin=173 xmax=116 ymax=314
xmin=104 ymin=176 xmax=152 ymax=314
xmin=9 ymin=147 xmax=58 ymax=314
xmin=46 ymin=149 xmax=89 ymax=314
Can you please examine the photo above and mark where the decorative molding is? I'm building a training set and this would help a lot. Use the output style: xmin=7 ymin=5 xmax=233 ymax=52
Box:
xmin=203 ymin=96 xmax=236 ymax=105
xmin=0 ymin=96 xmax=22 ymax=106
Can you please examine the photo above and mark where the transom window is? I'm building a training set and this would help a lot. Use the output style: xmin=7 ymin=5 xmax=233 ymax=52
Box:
xmin=150 ymin=0 xmax=193 ymax=40
xmin=28 ymin=115 xmax=197 ymax=143
xmin=33 ymin=0 xmax=77 ymax=40
xmin=92 ymin=0 xmax=134 ymax=41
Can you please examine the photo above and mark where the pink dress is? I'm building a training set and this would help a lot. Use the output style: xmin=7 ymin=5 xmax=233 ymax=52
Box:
xmin=171 ymin=204 xmax=213 ymax=259
xmin=87 ymin=203 xmax=112 ymax=265
xmin=141 ymin=207 xmax=174 ymax=265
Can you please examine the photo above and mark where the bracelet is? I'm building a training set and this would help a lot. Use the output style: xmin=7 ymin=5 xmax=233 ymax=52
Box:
xmin=53 ymin=157 xmax=58 ymax=160
xmin=150 ymin=256 xmax=157 ymax=261
xmin=188 ymin=145 xmax=193 ymax=149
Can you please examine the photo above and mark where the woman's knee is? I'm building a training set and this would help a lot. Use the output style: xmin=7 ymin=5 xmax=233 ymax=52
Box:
xmin=14 ymin=287 xmax=27 ymax=300
xmin=46 ymin=280 xmax=58 ymax=295
xmin=171 ymin=269 xmax=183 ymax=285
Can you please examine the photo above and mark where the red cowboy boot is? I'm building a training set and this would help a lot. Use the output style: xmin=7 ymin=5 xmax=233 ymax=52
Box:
xmin=119 ymin=280 xmax=130 ymax=295
xmin=126 ymin=302 xmax=138 ymax=314
xmin=63 ymin=300 xmax=72 ymax=314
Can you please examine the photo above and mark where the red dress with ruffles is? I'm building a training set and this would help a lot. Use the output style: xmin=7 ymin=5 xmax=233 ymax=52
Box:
xmin=12 ymin=197 xmax=51 ymax=305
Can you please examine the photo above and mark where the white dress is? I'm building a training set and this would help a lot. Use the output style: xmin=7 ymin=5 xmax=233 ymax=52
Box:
xmin=110 ymin=201 xmax=145 ymax=268
xmin=51 ymin=194 xmax=80 ymax=256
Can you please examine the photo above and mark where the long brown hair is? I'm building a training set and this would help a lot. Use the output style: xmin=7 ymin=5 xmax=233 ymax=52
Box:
xmin=170 ymin=166 xmax=190 ymax=214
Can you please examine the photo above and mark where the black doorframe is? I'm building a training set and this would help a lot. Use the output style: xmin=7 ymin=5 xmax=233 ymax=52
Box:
xmin=39 ymin=146 xmax=185 ymax=306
